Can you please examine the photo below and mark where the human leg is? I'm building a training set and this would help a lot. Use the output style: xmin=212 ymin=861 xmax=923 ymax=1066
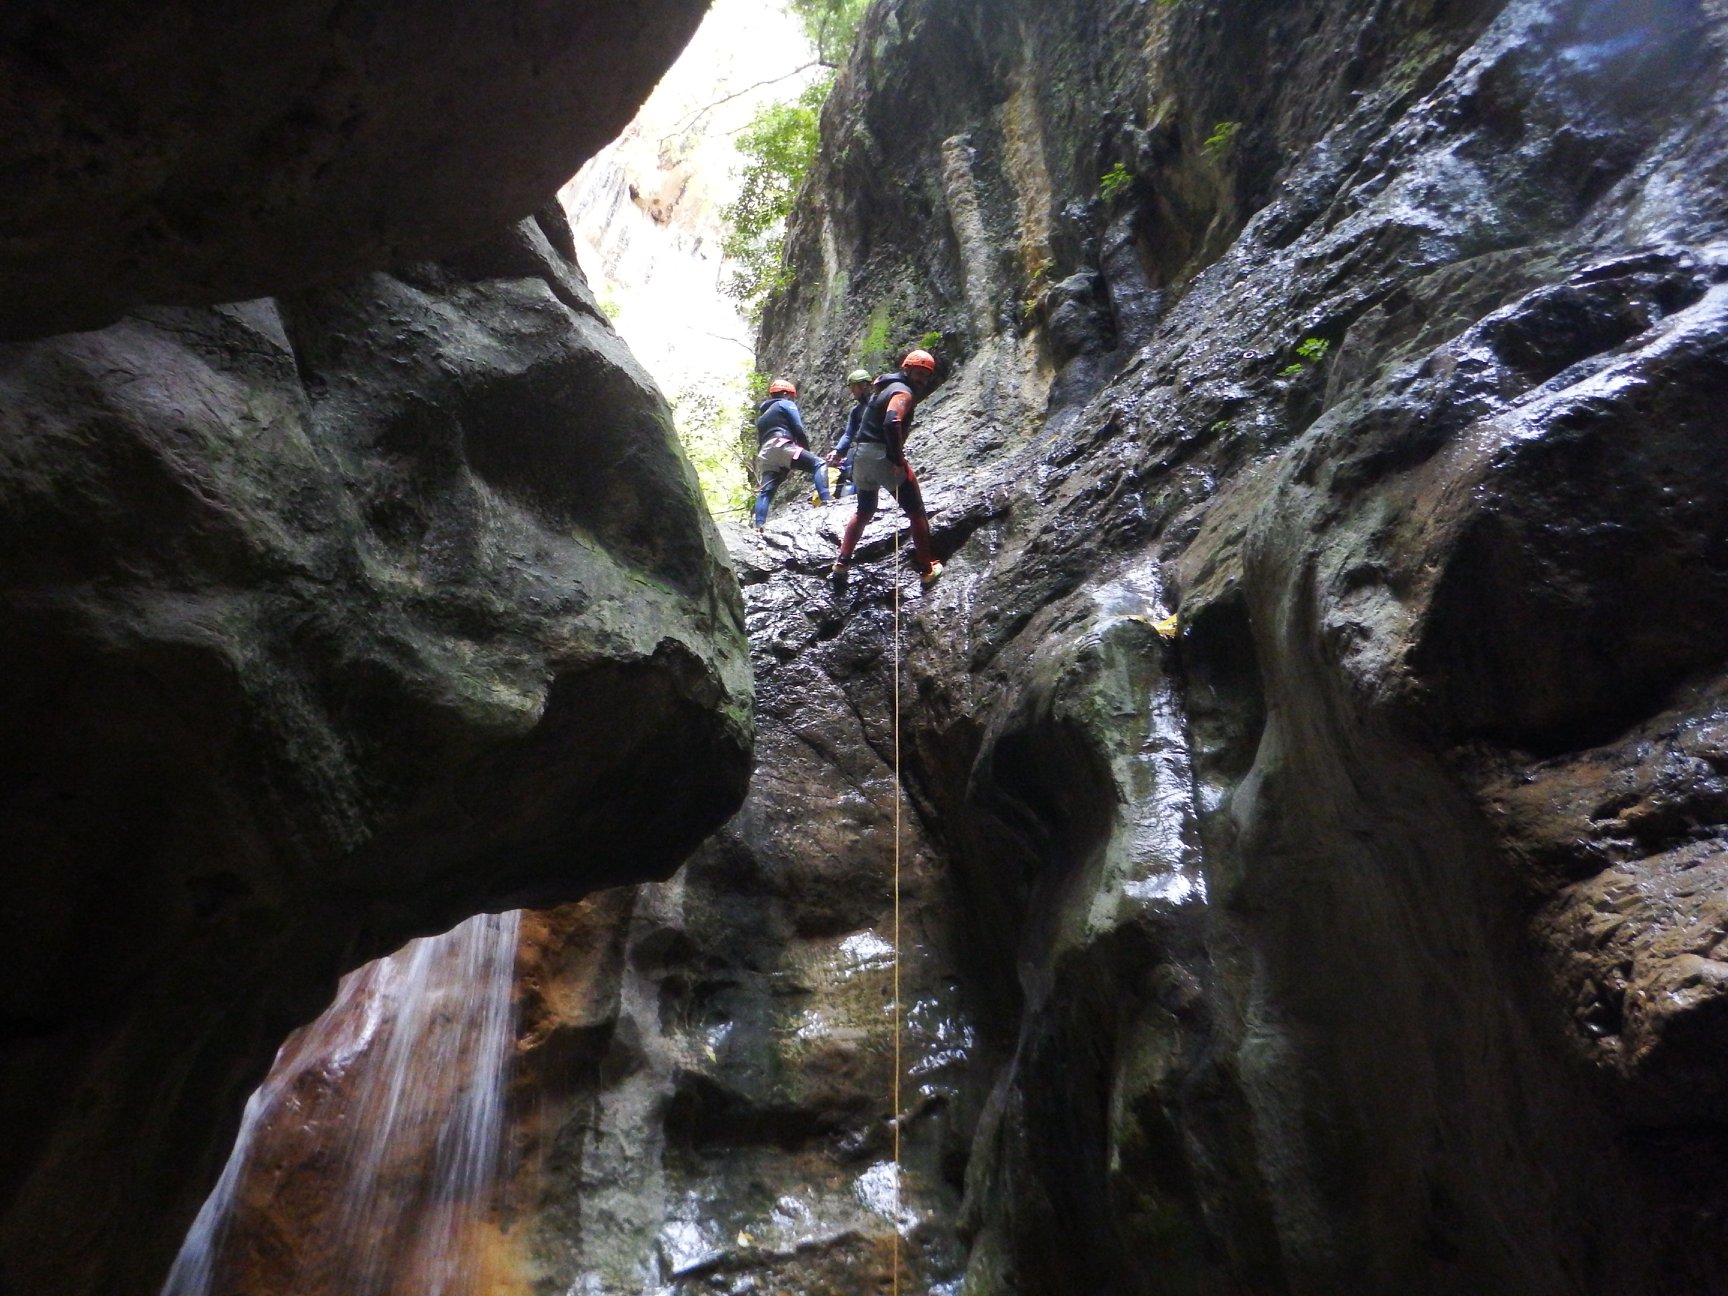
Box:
xmin=753 ymin=466 xmax=789 ymax=528
xmin=892 ymin=473 xmax=938 ymax=573
xmin=836 ymin=486 xmax=879 ymax=566
xmin=792 ymin=449 xmax=831 ymax=504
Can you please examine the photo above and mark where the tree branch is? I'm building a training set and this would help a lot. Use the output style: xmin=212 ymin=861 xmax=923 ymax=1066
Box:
xmin=659 ymin=62 xmax=824 ymax=148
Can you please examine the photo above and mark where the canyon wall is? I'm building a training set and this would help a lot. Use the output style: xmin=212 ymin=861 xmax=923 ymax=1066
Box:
xmin=743 ymin=0 xmax=1728 ymax=1290
xmin=313 ymin=1 xmax=1722 ymax=1290
xmin=172 ymin=513 xmax=982 ymax=1295
xmin=503 ymin=528 xmax=980 ymax=1294
xmin=48 ymin=0 xmax=1728 ymax=1292
xmin=0 ymin=5 xmax=754 ymax=1295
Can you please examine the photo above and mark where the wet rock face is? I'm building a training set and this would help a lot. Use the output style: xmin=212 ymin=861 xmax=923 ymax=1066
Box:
xmin=509 ymin=518 xmax=977 ymax=1294
xmin=0 ymin=0 xmax=708 ymax=339
xmin=0 ymin=218 xmax=751 ymax=1296
xmin=173 ymin=912 xmax=525 ymax=1296
xmin=747 ymin=0 xmax=1728 ymax=1290
xmin=218 ymin=520 xmax=987 ymax=1296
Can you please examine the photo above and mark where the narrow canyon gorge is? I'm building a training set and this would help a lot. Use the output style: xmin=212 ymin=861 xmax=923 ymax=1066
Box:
xmin=4 ymin=1 xmax=1727 ymax=1294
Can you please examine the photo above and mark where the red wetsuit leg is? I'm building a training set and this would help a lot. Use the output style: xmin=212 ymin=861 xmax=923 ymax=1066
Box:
xmin=838 ymin=511 xmax=867 ymax=563
xmin=907 ymin=511 xmax=935 ymax=570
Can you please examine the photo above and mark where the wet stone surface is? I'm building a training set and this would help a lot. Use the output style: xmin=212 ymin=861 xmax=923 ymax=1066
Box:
xmin=750 ymin=0 xmax=1728 ymax=1290
xmin=0 ymin=216 xmax=751 ymax=1296
xmin=516 ymin=508 xmax=979 ymax=1296
xmin=130 ymin=0 xmax=1728 ymax=1290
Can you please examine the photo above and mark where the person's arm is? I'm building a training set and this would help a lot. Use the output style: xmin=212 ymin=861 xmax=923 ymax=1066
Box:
xmin=831 ymin=408 xmax=858 ymax=461
xmin=882 ymin=391 xmax=914 ymax=464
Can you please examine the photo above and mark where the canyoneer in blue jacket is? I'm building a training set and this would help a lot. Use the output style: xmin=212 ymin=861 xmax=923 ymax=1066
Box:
xmin=824 ymin=367 xmax=874 ymax=500
xmin=752 ymin=377 xmax=830 ymax=529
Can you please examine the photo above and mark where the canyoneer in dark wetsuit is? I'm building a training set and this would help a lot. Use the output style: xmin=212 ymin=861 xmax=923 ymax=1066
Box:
xmin=825 ymin=367 xmax=874 ymax=500
xmin=831 ymin=349 xmax=942 ymax=585
xmin=752 ymin=377 xmax=830 ymax=530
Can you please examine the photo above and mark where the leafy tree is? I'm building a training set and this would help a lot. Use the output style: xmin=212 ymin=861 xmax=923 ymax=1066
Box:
xmin=720 ymin=77 xmax=829 ymax=322
xmin=717 ymin=1 xmax=869 ymax=323
xmin=788 ymin=0 xmax=870 ymax=66
xmin=671 ymin=368 xmax=758 ymax=518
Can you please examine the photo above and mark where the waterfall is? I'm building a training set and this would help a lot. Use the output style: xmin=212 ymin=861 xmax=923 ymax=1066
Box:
xmin=162 ymin=910 xmax=522 ymax=1296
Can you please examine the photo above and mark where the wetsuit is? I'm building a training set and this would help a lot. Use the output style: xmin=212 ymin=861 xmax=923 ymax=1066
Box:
xmin=835 ymin=372 xmax=937 ymax=573
xmin=753 ymin=396 xmax=830 ymax=527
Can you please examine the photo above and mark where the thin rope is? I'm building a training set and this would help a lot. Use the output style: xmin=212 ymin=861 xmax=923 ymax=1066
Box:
xmin=891 ymin=522 xmax=903 ymax=1296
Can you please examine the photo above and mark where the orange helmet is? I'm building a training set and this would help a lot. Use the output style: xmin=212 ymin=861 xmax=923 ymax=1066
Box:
xmin=901 ymin=349 xmax=937 ymax=373
xmin=768 ymin=377 xmax=797 ymax=397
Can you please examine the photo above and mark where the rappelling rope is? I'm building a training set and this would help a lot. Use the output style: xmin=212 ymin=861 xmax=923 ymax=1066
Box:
xmin=891 ymin=523 xmax=904 ymax=1296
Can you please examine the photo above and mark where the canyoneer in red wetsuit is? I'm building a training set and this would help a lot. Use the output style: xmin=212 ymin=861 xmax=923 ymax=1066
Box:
xmin=831 ymin=348 xmax=942 ymax=585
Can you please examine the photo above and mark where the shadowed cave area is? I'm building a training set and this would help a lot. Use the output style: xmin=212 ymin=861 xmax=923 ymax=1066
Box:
xmin=6 ymin=0 xmax=1728 ymax=1294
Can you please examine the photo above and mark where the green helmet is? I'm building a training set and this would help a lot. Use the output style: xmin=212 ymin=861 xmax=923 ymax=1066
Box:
xmin=845 ymin=368 xmax=872 ymax=385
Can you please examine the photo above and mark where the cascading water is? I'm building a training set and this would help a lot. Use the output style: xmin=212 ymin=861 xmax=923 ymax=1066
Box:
xmin=161 ymin=910 xmax=522 ymax=1296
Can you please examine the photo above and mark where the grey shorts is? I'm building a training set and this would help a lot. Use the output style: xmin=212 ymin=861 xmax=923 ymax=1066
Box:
xmin=850 ymin=443 xmax=905 ymax=492
xmin=756 ymin=437 xmax=796 ymax=472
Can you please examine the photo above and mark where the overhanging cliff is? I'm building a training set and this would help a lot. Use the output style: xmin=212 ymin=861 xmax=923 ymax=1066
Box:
xmin=0 ymin=5 xmax=754 ymax=1295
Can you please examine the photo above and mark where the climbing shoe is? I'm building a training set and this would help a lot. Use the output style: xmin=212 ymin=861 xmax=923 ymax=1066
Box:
xmin=920 ymin=561 xmax=944 ymax=587
xmin=830 ymin=560 xmax=850 ymax=583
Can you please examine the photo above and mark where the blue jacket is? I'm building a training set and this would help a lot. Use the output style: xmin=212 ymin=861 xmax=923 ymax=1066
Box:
xmin=833 ymin=398 xmax=867 ymax=460
xmin=755 ymin=398 xmax=809 ymax=450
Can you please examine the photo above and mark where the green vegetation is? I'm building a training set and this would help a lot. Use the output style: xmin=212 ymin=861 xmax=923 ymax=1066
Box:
xmin=789 ymin=0 xmax=870 ymax=66
xmin=719 ymin=1 xmax=870 ymax=324
xmin=1099 ymin=162 xmax=1134 ymax=204
xmin=720 ymin=78 xmax=829 ymax=322
xmin=671 ymin=368 xmax=759 ymax=518
xmin=850 ymin=309 xmax=941 ymax=375
xmin=1201 ymin=120 xmax=1242 ymax=158
xmin=1280 ymin=336 xmax=1332 ymax=378
xmin=859 ymin=301 xmax=895 ymax=373
xmin=1020 ymin=256 xmax=1055 ymax=322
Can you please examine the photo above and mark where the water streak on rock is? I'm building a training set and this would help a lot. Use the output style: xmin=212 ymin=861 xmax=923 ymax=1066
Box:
xmin=162 ymin=911 xmax=522 ymax=1296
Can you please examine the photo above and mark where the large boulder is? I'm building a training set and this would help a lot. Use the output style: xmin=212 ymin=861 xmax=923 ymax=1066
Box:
xmin=0 ymin=216 xmax=751 ymax=1296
